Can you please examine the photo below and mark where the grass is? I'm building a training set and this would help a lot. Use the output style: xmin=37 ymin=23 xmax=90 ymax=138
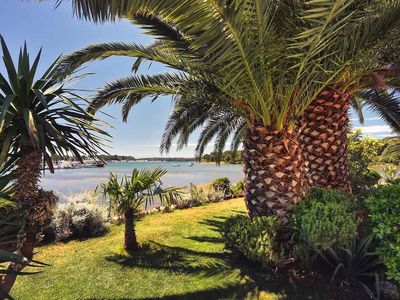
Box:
xmin=13 ymin=198 xmax=350 ymax=300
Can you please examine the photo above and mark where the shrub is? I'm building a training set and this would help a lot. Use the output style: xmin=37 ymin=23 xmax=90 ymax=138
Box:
xmin=348 ymin=131 xmax=384 ymax=199
xmin=46 ymin=191 xmax=109 ymax=242
xmin=366 ymin=184 xmax=400 ymax=284
xmin=211 ymin=177 xmax=231 ymax=197
xmin=222 ymin=215 xmax=283 ymax=268
xmin=172 ymin=184 xmax=225 ymax=209
xmin=292 ymin=188 xmax=358 ymax=251
xmin=381 ymin=165 xmax=399 ymax=183
xmin=319 ymin=235 xmax=383 ymax=298
xmin=351 ymin=169 xmax=381 ymax=200
xmin=231 ymin=179 xmax=244 ymax=198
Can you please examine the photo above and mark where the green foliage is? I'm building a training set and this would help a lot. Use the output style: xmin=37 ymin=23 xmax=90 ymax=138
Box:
xmin=366 ymin=184 xmax=400 ymax=284
xmin=0 ymin=36 xmax=108 ymax=172
xmin=57 ymin=1 xmax=400 ymax=159
xmin=292 ymin=188 xmax=358 ymax=251
xmin=319 ymin=235 xmax=383 ymax=299
xmin=348 ymin=131 xmax=384 ymax=198
xmin=222 ymin=215 xmax=283 ymax=268
xmin=352 ymin=169 xmax=381 ymax=200
xmin=202 ymin=151 xmax=243 ymax=164
xmin=231 ymin=179 xmax=244 ymax=198
xmin=348 ymin=130 xmax=383 ymax=173
xmin=211 ymin=177 xmax=231 ymax=197
xmin=381 ymin=165 xmax=399 ymax=183
xmin=100 ymin=168 xmax=183 ymax=218
xmin=172 ymin=184 xmax=225 ymax=209
xmin=47 ymin=192 xmax=109 ymax=242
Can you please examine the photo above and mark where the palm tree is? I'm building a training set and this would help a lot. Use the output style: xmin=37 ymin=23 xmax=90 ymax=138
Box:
xmin=0 ymin=164 xmax=48 ymax=299
xmin=0 ymin=37 xmax=109 ymax=293
xmin=57 ymin=1 xmax=400 ymax=220
xmin=100 ymin=168 xmax=182 ymax=253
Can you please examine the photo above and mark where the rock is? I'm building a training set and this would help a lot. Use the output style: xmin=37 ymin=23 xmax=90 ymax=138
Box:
xmin=380 ymin=281 xmax=399 ymax=300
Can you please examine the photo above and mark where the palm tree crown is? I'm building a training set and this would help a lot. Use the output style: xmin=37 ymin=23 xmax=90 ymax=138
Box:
xmin=0 ymin=36 xmax=109 ymax=172
xmin=59 ymin=0 xmax=400 ymax=131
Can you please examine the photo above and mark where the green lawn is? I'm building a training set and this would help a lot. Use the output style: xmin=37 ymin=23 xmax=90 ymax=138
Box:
xmin=13 ymin=198 xmax=349 ymax=300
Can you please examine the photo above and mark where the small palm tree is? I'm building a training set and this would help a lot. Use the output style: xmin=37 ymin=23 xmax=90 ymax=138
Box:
xmin=0 ymin=36 xmax=109 ymax=293
xmin=100 ymin=168 xmax=182 ymax=253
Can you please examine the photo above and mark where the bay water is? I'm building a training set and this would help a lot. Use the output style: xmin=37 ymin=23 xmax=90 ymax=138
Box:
xmin=40 ymin=161 xmax=244 ymax=199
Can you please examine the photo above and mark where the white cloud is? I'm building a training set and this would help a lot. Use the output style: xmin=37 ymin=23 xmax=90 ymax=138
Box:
xmin=350 ymin=117 xmax=382 ymax=122
xmin=354 ymin=125 xmax=393 ymax=134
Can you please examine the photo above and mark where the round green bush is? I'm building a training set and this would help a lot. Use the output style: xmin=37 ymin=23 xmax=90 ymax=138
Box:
xmin=366 ymin=184 xmax=400 ymax=284
xmin=292 ymin=188 xmax=358 ymax=250
xmin=222 ymin=215 xmax=283 ymax=268
xmin=211 ymin=177 xmax=231 ymax=197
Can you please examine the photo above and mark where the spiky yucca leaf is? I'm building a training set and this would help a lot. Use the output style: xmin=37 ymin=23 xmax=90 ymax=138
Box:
xmin=0 ymin=36 xmax=109 ymax=172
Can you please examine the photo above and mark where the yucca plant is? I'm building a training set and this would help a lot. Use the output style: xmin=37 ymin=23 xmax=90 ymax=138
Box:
xmin=0 ymin=165 xmax=49 ymax=299
xmin=57 ymin=1 xmax=400 ymax=221
xmin=0 ymin=36 xmax=109 ymax=294
xmin=318 ymin=235 xmax=383 ymax=299
xmin=100 ymin=168 xmax=182 ymax=252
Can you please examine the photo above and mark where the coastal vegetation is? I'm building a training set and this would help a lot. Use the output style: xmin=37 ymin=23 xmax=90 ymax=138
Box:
xmin=0 ymin=36 xmax=108 ymax=294
xmin=11 ymin=198 xmax=368 ymax=300
xmin=99 ymin=168 xmax=182 ymax=252
xmin=58 ymin=0 xmax=400 ymax=220
xmin=1 ymin=0 xmax=400 ymax=299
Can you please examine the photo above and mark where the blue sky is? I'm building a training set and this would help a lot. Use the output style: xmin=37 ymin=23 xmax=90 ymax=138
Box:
xmin=0 ymin=0 xmax=393 ymax=157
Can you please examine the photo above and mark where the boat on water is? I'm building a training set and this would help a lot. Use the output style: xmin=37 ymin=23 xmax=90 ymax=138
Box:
xmin=51 ymin=160 xmax=105 ymax=170
xmin=171 ymin=163 xmax=181 ymax=167
xmin=188 ymin=162 xmax=195 ymax=167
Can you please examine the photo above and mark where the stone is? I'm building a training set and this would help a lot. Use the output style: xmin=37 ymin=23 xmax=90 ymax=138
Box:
xmin=276 ymin=172 xmax=285 ymax=179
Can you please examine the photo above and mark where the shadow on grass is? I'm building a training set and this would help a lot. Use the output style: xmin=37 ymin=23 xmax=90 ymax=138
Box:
xmin=99 ymin=211 xmax=361 ymax=300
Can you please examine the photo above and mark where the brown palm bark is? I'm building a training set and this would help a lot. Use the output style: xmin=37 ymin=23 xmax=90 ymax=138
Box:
xmin=124 ymin=207 xmax=138 ymax=253
xmin=299 ymin=89 xmax=352 ymax=193
xmin=1 ymin=146 xmax=42 ymax=295
xmin=243 ymin=124 xmax=307 ymax=224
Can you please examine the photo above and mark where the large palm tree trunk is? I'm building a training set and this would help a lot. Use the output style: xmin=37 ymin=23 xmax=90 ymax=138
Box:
xmin=1 ymin=146 xmax=42 ymax=295
xmin=124 ymin=207 xmax=138 ymax=253
xmin=243 ymin=125 xmax=307 ymax=223
xmin=299 ymin=89 xmax=352 ymax=193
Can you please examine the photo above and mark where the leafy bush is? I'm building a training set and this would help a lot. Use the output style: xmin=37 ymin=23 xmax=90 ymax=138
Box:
xmin=390 ymin=177 xmax=400 ymax=186
xmin=222 ymin=215 xmax=283 ymax=268
xmin=46 ymin=191 xmax=109 ymax=242
xmin=171 ymin=184 xmax=225 ymax=209
xmin=366 ymin=184 xmax=400 ymax=284
xmin=348 ymin=131 xmax=383 ymax=173
xmin=292 ymin=188 xmax=358 ymax=251
xmin=211 ymin=177 xmax=231 ymax=197
xmin=231 ymin=179 xmax=244 ymax=198
xmin=348 ymin=131 xmax=384 ymax=199
xmin=381 ymin=165 xmax=399 ymax=183
xmin=351 ymin=169 xmax=381 ymax=200
xmin=319 ymin=235 xmax=383 ymax=298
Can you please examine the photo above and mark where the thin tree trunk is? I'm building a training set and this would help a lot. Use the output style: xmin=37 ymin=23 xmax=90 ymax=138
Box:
xmin=1 ymin=146 xmax=42 ymax=296
xmin=124 ymin=207 xmax=138 ymax=253
xmin=299 ymin=89 xmax=352 ymax=193
xmin=243 ymin=124 xmax=307 ymax=224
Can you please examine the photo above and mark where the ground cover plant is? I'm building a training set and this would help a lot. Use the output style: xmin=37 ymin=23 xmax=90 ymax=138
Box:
xmin=366 ymin=184 xmax=400 ymax=284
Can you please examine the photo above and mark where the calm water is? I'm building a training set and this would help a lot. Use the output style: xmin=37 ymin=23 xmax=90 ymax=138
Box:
xmin=40 ymin=161 xmax=244 ymax=197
